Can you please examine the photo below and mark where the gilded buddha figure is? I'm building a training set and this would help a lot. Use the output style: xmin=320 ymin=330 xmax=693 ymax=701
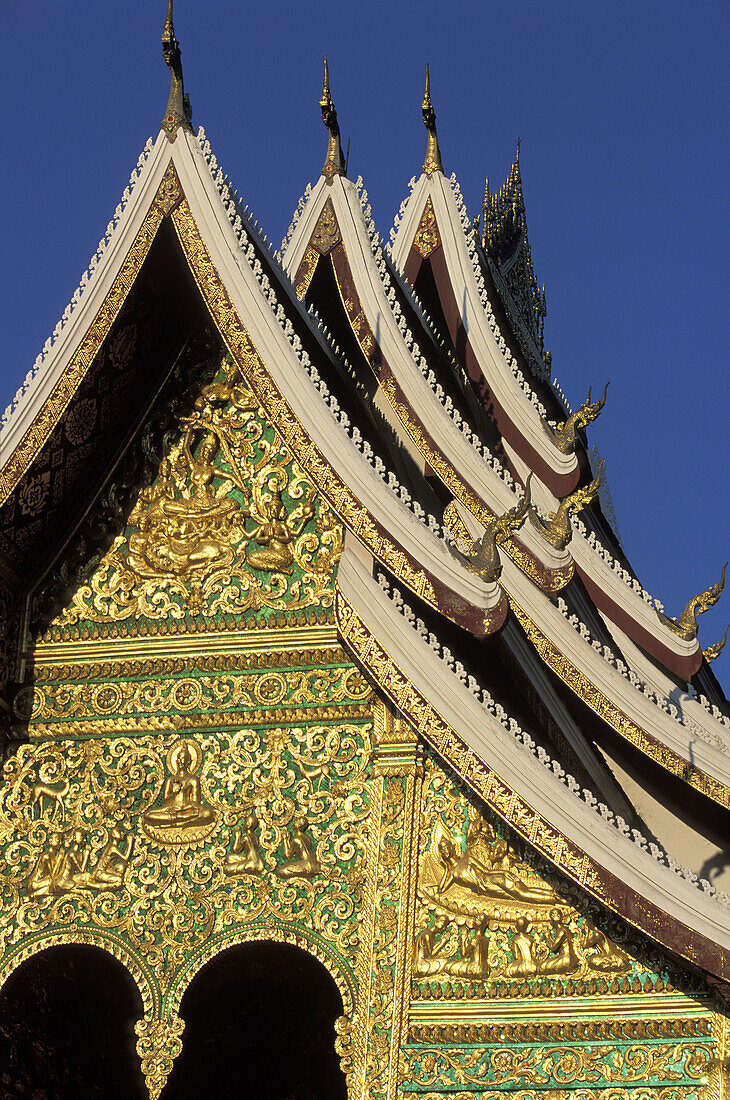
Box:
xmin=245 ymin=486 xmax=316 ymax=574
xmin=127 ymin=430 xmax=242 ymax=579
xmin=436 ymin=835 xmax=556 ymax=905
xmin=143 ymin=740 xmax=215 ymax=843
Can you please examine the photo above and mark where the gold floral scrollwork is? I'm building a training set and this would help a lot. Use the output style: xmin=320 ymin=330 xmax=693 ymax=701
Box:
xmin=50 ymin=362 xmax=342 ymax=627
xmin=413 ymin=197 xmax=441 ymax=259
xmin=311 ymin=198 xmax=341 ymax=256
xmin=134 ymin=1012 xmax=185 ymax=1100
xmin=154 ymin=162 xmax=183 ymax=216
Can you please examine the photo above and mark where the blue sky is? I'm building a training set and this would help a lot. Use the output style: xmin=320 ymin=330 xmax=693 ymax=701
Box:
xmin=2 ymin=1 xmax=728 ymax=678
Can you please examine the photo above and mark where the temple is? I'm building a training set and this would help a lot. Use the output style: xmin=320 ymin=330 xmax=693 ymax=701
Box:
xmin=0 ymin=7 xmax=728 ymax=1098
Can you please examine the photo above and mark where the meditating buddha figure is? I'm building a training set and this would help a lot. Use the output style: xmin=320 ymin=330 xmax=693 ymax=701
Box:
xmin=127 ymin=432 xmax=240 ymax=578
xmin=143 ymin=741 xmax=214 ymax=838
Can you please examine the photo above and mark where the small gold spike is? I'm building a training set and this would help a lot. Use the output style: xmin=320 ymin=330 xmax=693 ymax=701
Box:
xmin=161 ymin=0 xmax=192 ymax=143
xmin=421 ymin=64 xmax=443 ymax=177
xmin=320 ymin=56 xmax=346 ymax=184
xmin=658 ymin=563 xmax=727 ymax=641
xmin=551 ymin=383 xmax=609 ymax=454
xmin=704 ymin=625 xmax=729 ymax=662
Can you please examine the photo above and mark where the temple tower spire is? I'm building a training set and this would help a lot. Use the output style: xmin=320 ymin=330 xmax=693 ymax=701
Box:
xmin=320 ymin=57 xmax=346 ymax=184
xmin=161 ymin=0 xmax=193 ymax=142
xmin=421 ymin=64 xmax=443 ymax=176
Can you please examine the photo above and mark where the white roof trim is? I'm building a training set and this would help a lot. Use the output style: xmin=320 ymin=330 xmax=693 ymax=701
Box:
xmin=0 ymin=133 xmax=169 ymax=466
xmin=169 ymin=132 xmax=500 ymax=614
xmin=501 ymin=552 xmax=730 ymax=790
xmin=391 ymin=172 xmax=577 ymax=481
xmin=508 ymin=443 xmax=699 ymax=661
xmin=283 ymin=175 xmax=568 ymax=579
xmin=338 ymin=545 xmax=730 ymax=951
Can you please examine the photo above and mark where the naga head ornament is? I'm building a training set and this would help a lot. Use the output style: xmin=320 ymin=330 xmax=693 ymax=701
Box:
xmin=552 ymin=383 xmax=609 ymax=454
xmin=659 ymin=562 xmax=727 ymax=641
xmin=464 ymin=476 xmax=532 ymax=583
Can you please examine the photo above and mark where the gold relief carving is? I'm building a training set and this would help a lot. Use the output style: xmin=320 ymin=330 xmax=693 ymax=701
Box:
xmin=403 ymin=1041 xmax=714 ymax=1090
xmin=311 ymin=199 xmax=341 ymax=255
xmin=0 ymin=182 xmax=169 ymax=508
xmin=170 ymin=201 xmax=440 ymax=617
xmin=223 ymin=813 xmax=265 ymax=875
xmin=278 ymin=815 xmax=321 ymax=878
xmin=508 ymin=595 xmax=730 ymax=812
xmin=416 ymin=1092 xmax=701 ymax=1100
xmin=295 ymin=244 xmax=320 ymax=300
xmin=335 ymin=590 xmax=607 ymax=907
xmin=25 ymin=664 xmax=369 ymax=728
xmin=50 ymin=368 xmax=342 ymax=627
xmin=153 ymin=161 xmax=183 ymax=215
xmin=413 ymin=197 xmax=441 ymax=259
xmin=142 ymin=739 xmax=216 ymax=845
xmin=135 ymin=1012 xmax=185 ymax=1100
xmin=0 ymin=721 xmax=373 ymax=1094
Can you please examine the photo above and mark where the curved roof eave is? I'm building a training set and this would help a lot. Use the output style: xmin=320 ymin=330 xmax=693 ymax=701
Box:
xmin=336 ymin=544 xmax=730 ymax=981
xmin=1 ymin=126 xmax=505 ymax=636
xmin=283 ymin=172 xmax=571 ymax=592
xmin=392 ymin=171 xmax=579 ymax=494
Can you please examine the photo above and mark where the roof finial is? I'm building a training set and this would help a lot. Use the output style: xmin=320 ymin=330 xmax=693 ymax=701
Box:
xmin=161 ymin=0 xmax=193 ymax=143
xmin=421 ymin=64 xmax=443 ymax=176
xmin=320 ymin=56 xmax=345 ymax=184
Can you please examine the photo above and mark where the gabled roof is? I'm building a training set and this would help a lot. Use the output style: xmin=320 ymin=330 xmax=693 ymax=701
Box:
xmin=2 ymin=46 xmax=729 ymax=989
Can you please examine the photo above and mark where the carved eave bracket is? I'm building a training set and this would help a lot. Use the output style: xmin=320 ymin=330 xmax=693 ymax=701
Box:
xmin=659 ymin=563 xmax=727 ymax=642
xmin=530 ymin=461 xmax=604 ymax=551
xmin=459 ymin=476 xmax=532 ymax=584
xmin=320 ymin=57 xmax=346 ymax=184
xmin=421 ymin=64 xmax=443 ymax=177
xmin=550 ymin=383 xmax=609 ymax=455
xmin=161 ymin=0 xmax=193 ymax=143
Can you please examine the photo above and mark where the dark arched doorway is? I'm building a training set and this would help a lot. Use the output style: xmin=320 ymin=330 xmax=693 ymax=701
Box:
xmin=167 ymin=940 xmax=348 ymax=1100
xmin=0 ymin=944 xmax=146 ymax=1098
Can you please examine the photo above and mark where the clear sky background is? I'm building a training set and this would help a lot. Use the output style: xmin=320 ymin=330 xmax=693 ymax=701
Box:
xmin=1 ymin=1 xmax=728 ymax=679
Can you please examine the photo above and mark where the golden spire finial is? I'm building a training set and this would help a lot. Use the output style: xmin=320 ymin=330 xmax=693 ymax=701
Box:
xmin=161 ymin=0 xmax=192 ymax=142
xmin=320 ymin=56 xmax=346 ymax=184
xmin=421 ymin=64 xmax=443 ymax=177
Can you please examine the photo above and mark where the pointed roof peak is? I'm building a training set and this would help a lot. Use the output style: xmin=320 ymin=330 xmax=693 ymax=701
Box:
xmin=161 ymin=0 xmax=193 ymax=142
xmin=421 ymin=63 xmax=443 ymax=177
xmin=319 ymin=56 xmax=346 ymax=184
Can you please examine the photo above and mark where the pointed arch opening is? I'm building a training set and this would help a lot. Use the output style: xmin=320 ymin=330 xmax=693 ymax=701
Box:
xmin=0 ymin=943 xmax=146 ymax=1098
xmin=166 ymin=940 xmax=348 ymax=1099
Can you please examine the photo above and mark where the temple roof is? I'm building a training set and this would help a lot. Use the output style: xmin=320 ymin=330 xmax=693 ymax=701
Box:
xmin=1 ymin=34 xmax=729 ymax=981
